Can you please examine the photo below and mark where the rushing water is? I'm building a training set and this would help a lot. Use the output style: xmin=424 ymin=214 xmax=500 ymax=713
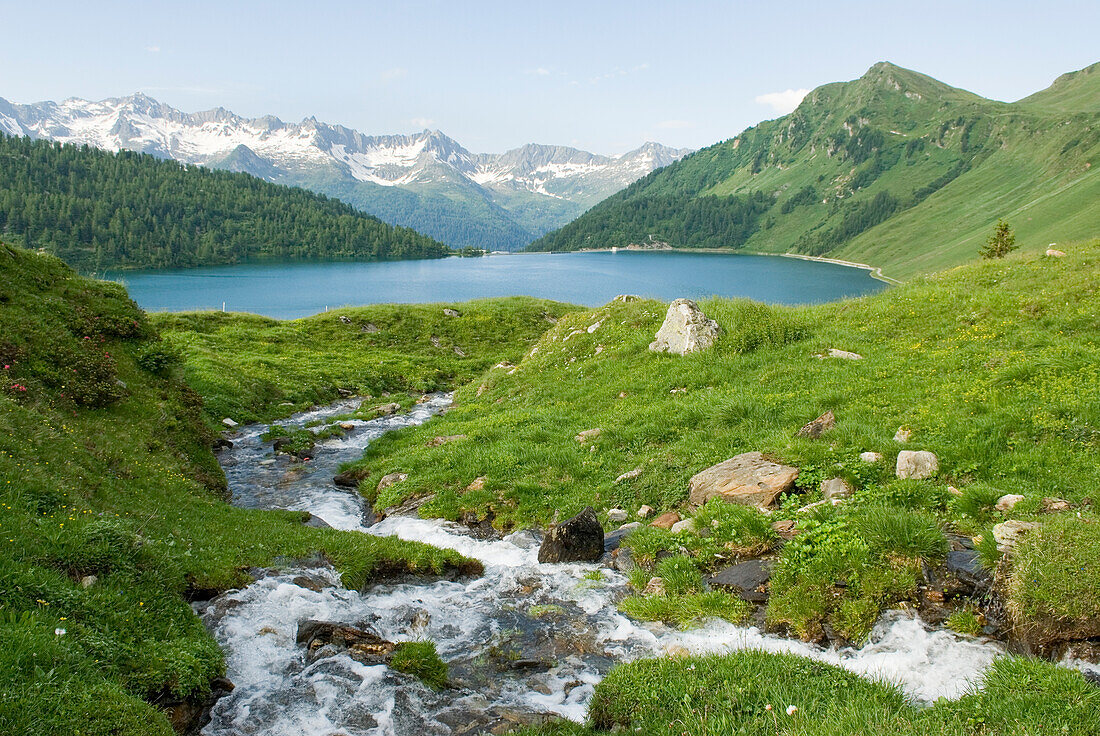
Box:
xmin=200 ymin=397 xmax=1006 ymax=735
xmin=106 ymin=251 xmax=887 ymax=319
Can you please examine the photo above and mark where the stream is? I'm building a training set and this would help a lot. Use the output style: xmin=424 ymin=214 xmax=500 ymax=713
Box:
xmin=199 ymin=395 xmax=1007 ymax=735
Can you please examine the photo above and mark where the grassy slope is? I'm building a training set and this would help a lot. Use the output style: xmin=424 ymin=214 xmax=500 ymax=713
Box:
xmin=0 ymin=244 xmax=479 ymax=735
xmin=152 ymin=297 xmax=581 ymax=424
xmin=527 ymin=62 xmax=1100 ymax=280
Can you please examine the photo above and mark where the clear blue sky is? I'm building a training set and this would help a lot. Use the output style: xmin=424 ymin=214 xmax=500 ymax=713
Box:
xmin=2 ymin=0 xmax=1097 ymax=154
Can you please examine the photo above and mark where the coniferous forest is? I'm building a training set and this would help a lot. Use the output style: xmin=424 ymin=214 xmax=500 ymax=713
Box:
xmin=0 ymin=135 xmax=452 ymax=271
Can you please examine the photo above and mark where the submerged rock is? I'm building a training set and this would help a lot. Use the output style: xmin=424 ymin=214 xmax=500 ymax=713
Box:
xmin=648 ymin=299 xmax=720 ymax=355
xmin=688 ymin=451 xmax=799 ymax=508
xmin=538 ymin=506 xmax=604 ymax=563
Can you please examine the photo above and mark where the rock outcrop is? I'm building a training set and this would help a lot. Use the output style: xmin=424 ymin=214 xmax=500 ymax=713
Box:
xmin=538 ymin=506 xmax=605 ymax=563
xmin=648 ymin=299 xmax=720 ymax=355
xmin=688 ymin=452 xmax=799 ymax=508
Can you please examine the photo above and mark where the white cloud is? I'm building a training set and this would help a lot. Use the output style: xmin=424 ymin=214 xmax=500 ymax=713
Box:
xmin=656 ymin=119 xmax=693 ymax=129
xmin=754 ymin=88 xmax=810 ymax=115
xmin=410 ymin=117 xmax=435 ymax=129
xmin=145 ymin=45 xmax=160 ymax=53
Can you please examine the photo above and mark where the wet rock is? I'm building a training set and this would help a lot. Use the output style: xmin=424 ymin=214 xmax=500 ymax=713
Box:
xmin=460 ymin=510 xmax=499 ymax=539
xmin=212 ymin=436 xmax=234 ymax=451
xmin=615 ymin=467 xmax=643 ymax=484
xmin=607 ymin=508 xmax=628 ymax=524
xmin=376 ymin=472 xmax=408 ymax=493
xmin=707 ymin=560 xmax=772 ymax=603
xmin=821 ymin=477 xmax=853 ymax=500
xmin=291 ymin=575 xmax=327 ymax=593
xmin=332 ymin=470 xmax=363 ymax=488
xmin=859 ymin=451 xmax=883 ymax=463
xmin=1042 ymin=497 xmax=1071 ymax=513
xmin=650 ymin=511 xmax=681 ymax=530
xmin=796 ymin=410 xmax=836 ymax=439
xmin=296 ymin=619 xmax=396 ymax=665
xmin=612 ymin=546 xmax=635 ymax=572
xmin=161 ymin=676 xmax=234 ymax=735
xmin=946 ymin=550 xmax=992 ymax=593
xmin=992 ymin=520 xmax=1040 ymax=553
xmin=427 ymin=434 xmax=467 ymax=447
xmin=443 ymin=308 xmax=461 ymax=317
xmin=896 ymin=450 xmax=938 ymax=479
xmin=503 ymin=529 xmax=541 ymax=549
xmin=339 ymin=422 xmax=356 ymax=431
xmin=575 ymin=428 xmax=602 ymax=443
xmin=648 ymin=298 xmax=721 ymax=355
xmin=538 ymin=506 xmax=604 ymax=563
xmin=995 ymin=494 xmax=1024 ymax=512
xmin=688 ymin=451 xmax=799 ymax=509
xmin=1085 ymin=670 xmax=1100 ymax=687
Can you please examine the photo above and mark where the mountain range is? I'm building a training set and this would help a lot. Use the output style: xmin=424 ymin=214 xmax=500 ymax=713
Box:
xmin=0 ymin=94 xmax=690 ymax=250
xmin=529 ymin=61 xmax=1100 ymax=279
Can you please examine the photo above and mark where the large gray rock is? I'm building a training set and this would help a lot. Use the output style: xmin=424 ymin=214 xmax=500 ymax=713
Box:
xmin=706 ymin=560 xmax=772 ymax=602
xmin=538 ymin=507 xmax=605 ymax=563
xmin=688 ymin=452 xmax=799 ymax=508
xmin=896 ymin=450 xmax=939 ymax=479
xmin=648 ymin=299 xmax=720 ymax=355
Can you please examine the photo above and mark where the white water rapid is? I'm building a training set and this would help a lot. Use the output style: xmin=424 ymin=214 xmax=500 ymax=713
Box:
xmin=199 ymin=395 xmax=1007 ymax=735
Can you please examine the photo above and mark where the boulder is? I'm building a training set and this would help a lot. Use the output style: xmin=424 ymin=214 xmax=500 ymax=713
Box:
xmin=706 ymin=560 xmax=772 ymax=603
xmin=796 ymin=410 xmax=836 ymax=439
xmin=575 ymin=428 xmax=602 ymax=443
xmin=538 ymin=507 xmax=605 ymax=563
xmin=995 ymin=494 xmax=1025 ymax=512
xmin=859 ymin=451 xmax=883 ymax=463
xmin=296 ymin=620 xmax=396 ymax=665
xmin=650 ymin=511 xmax=681 ymax=530
xmin=688 ymin=452 xmax=799 ymax=509
xmin=670 ymin=519 xmax=695 ymax=534
xmin=821 ymin=477 xmax=853 ymax=501
xmin=607 ymin=508 xmax=628 ymax=524
xmin=376 ymin=472 xmax=408 ymax=493
xmin=615 ymin=467 xmax=644 ymax=484
xmin=648 ymin=299 xmax=721 ymax=355
xmin=992 ymin=520 xmax=1039 ymax=553
xmin=896 ymin=450 xmax=938 ymax=479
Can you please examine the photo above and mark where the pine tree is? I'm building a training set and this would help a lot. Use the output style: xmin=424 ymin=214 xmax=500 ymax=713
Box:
xmin=980 ymin=219 xmax=1017 ymax=259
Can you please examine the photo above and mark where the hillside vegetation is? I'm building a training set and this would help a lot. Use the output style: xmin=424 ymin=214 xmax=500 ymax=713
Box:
xmin=0 ymin=243 xmax=481 ymax=735
xmin=528 ymin=62 xmax=1100 ymax=279
xmin=0 ymin=134 xmax=451 ymax=271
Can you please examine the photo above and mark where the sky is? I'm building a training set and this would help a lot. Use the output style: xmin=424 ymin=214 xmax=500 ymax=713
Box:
xmin=2 ymin=0 xmax=1098 ymax=154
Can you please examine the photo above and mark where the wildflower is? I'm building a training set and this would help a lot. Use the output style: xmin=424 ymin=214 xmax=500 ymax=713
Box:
xmin=54 ymin=628 xmax=66 ymax=636
xmin=765 ymin=704 xmax=773 ymax=711
xmin=786 ymin=705 xmax=798 ymax=716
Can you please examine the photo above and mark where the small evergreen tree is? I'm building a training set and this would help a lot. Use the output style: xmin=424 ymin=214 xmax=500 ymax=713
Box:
xmin=980 ymin=219 xmax=1017 ymax=259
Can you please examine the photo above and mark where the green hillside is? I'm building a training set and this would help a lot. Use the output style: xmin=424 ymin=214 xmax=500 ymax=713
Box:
xmin=528 ymin=62 xmax=1100 ymax=280
xmin=0 ymin=135 xmax=451 ymax=271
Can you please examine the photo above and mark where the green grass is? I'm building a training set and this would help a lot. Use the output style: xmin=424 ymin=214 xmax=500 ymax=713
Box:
xmin=152 ymin=297 xmax=580 ymax=424
xmin=354 ymin=239 xmax=1100 ymax=643
xmin=518 ymin=650 xmax=1100 ymax=736
xmin=619 ymin=591 xmax=751 ymax=629
xmin=389 ymin=641 xmax=449 ymax=690
xmin=0 ymin=244 xmax=480 ymax=735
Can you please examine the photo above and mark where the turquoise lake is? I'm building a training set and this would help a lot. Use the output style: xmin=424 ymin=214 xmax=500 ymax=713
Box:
xmin=106 ymin=251 xmax=888 ymax=319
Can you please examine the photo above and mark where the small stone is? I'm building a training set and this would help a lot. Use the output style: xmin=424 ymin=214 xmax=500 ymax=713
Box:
xmin=80 ymin=575 xmax=97 ymax=589
xmin=796 ymin=410 xmax=836 ymax=439
xmin=586 ymin=320 xmax=603 ymax=333
xmin=821 ymin=477 xmax=853 ymax=500
xmin=642 ymin=577 xmax=666 ymax=596
xmin=896 ymin=450 xmax=938 ymax=479
xmin=771 ymin=519 xmax=798 ymax=539
xmin=995 ymin=494 xmax=1025 ymax=512
xmin=222 ymin=417 xmax=239 ymax=428
xmin=894 ymin=427 xmax=912 ymax=443
xmin=1045 ymin=248 xmax=1066 ymax=257
xmin=443 ymin=308 xmax=461 ymax=317
xmin=466 ymin=476 xmax=487 ymax=492
xmin=670 ymin=519 xmax=695 ymax=534
xmin=614 ymin=294 xmax=641 ymax=303
xmin=650 ymin=511 xmax=681 ymax=530
xmin=575 ymin=428 xmax=602 ymax=443
xmin=618 ymin=391 xmax=628 ymax=399
xmin=948 ymin=485 xmax=964 ymax=497
xmin=615 ymin=467 xmax=643 ymax=484
xmin=859 ymin=451 xmax=883 ymax=463
xmin=1041 ymin=497 xmax=1071 ymax=512
xmin=992 ymin=519 xmax=1040 ymax=553
xmin=797 ymin=499 xmax=830 ymax=514
xmin=607 ymin=508 xmax=628 ymax=524
xmin=339 ymin=422 xmax=355 ymax=431
xmin=827 ymin=348 xmax=863 ymax=360
xmin=637 ymin=505 xmax=654 ymax=518
xmin=376 ymin=472 xmax=408 ymax=493
xmin=339 ymin=315 xmax=352 ymax=324
xmin=427 ymin=434 xmax=467 ymax=447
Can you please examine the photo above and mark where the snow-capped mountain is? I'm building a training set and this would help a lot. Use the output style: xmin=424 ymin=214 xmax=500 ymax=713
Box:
xmin=0 ymin=94 xmax=691 ymax=249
